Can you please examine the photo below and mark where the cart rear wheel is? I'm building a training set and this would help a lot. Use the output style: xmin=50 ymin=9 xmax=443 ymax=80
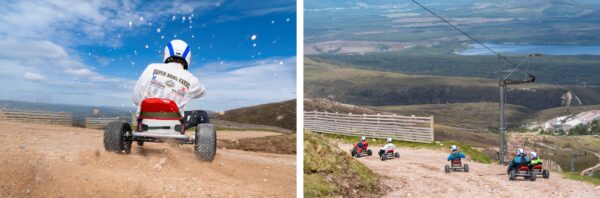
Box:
xmin=194 ymin=123 xmax=216 ymax=162
xmin=103 ymin=120 xmax=132 ymax=154
xmin=530 ymin=172 xmax=537 ymax=181
xmin=509 ymin=170 xmax=516 ymax=180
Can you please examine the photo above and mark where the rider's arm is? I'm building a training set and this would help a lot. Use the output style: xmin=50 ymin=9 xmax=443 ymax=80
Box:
xmin=132 ymin=65 xmax=153 ymax=106
xmin=447 ymin=154 xmax=453 ymax=161
xmin=187 ymin=76 xmax=206 ymax=99
xmin=460 ymin=152 xmax=466 ymax=158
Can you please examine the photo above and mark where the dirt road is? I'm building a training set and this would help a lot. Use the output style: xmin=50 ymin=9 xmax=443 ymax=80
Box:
xmin=217 ymin=131 xmax=283 ymax=141
xmin=339 ymin=143 xmax=600 ymax=197
xmin=0 ymin=121 xmax=295 ymax=197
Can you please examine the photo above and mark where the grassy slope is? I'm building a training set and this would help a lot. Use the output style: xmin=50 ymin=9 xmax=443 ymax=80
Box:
xmin=563 ymin=173 xmax=600 ymax=186
xmin=305 ymin=57 xmax=600 ymax=129
xmin=376 ymin=102 xmax=529 ymax=131
xmin=218 ymin=100 xmax=296 ymax=132
xmin=217 ymin=134 xmax=296 ymax=154
xmin=321 ymin=133 xmax=491 ymax=164
xmin=305 ymin=57 xmax=600 ymax=111
xmin=304 ymin=132 xmax=384 ymax=197
xmin=311 ymin=53 xmax=600 ymax=87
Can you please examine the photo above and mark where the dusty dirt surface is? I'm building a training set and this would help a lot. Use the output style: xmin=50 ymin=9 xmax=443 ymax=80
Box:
xmin=0 ymin=120 xmax=295 ymax=197
xmin=338 ymin=143 xmax=600 ymax=197
xmin=216 ymin=131 xmax=283 ymax=141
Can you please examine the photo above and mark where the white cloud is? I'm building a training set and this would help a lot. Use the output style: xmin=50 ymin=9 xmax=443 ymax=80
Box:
xmin=188 ymin=57 xmax=296 ymax=111
xmin=64 ymin=68 xmax=95 ymax=76
xmin=0 ymin=0 xmax=222 ymax=47
xmin=0 ymin=0 xmax=294 ymax=109
xmin=23 ymin=72 xmax=46 ymax=81
xmin=0 ymin=0 xmax=220 ymax=106
xmin=214 ymin=1 xmax=295 ymax=23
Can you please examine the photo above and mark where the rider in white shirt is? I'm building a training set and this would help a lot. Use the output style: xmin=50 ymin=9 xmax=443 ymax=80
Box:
xmin=378 ymin=138 xmax=396 ymax=157
xmin=132 ymin=39 xmax=208 ymax=129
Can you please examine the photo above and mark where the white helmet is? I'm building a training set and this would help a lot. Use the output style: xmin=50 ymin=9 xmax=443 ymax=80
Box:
xmin=163 ymin=39 xmax=191 ymax=70
xmin=530 ymin=151 xmax=537 ymax=158
xmin=361 ymin=136 xmax=366 ymax=141
xmin=517 ymin=148 xmax=524 ymax=155
xmin=386 ymin=138 xmax=392 ymax=143
xmin=451 ymin=145 xmax=457 ymax=151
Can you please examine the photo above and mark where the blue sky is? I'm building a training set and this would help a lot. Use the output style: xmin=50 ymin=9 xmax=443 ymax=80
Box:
xmin=0 ymin=0 xmax=296 ymax=111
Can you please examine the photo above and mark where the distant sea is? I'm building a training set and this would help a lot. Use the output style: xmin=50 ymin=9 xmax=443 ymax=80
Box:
xmin=456 ymin=43 xmax=600 ymax=56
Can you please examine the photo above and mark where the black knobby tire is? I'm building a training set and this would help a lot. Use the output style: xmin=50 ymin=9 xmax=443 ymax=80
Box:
xmin=194 ymin=123 xmax=216 ymax=162
xmin=543 ymin=170 xmax=549 ymax=179
xmin=103 ymin=120 xmax=132 ymax=154
xmin=530 ymin=172 xmax=536 ymax=181
xmin=367 ymin=149 xmax=373 ymax=156
xmin=137 ymin=140 xmax=144 ymax=146
xmin=464 ymin=164 xmax=469 ymax=172
xmin=509 ymin=170 xmax=516 ymax=180
xmin=394 ymin=152 xmax=400 ymax=158
xmin=351 ymin=148 xmax=357 ymax=157
xmin=445 ymin=165 xmax=450 ymax=173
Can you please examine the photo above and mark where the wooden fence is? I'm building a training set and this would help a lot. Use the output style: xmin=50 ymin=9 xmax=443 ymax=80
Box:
xmin=85 ymin=117 xmax=120 ymax=129
xmin=0 ymin=109 xmax=73 ymax=126
xmin=304 ymin=111 xmax=434 ymax=143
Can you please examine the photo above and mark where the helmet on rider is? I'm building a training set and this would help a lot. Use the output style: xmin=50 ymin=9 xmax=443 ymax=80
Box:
xmin=386 ymin=138 xmax=392 ymax=143
xmin=451 ymin=145 xmax=458 ymax=151
xmin=517 ymin=148 xmax=524 ymax=155
xmin=530 ymin=151 xmax=537 ymax=158
xmin=163 ymin=39 xmax=191 ymax=70
xmin=361 ymin=136 xmax=366 ymax=141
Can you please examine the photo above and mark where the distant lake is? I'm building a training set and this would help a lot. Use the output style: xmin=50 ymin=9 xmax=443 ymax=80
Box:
xmin=455 ymin=43 xmax=600 ymax=56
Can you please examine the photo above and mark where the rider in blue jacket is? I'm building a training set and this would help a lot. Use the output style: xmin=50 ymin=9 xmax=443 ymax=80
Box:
xmin=507 ymin=148 xmax=531 ymax=173
xmin=447 ymin=145 xmax=466 ymax=161
xmin=357 ymin=136 xmax=367 ymax=149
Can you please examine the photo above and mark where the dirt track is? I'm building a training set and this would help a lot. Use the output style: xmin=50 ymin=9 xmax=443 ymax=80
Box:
xmin=339 ymin=143 xmax=600 ymax=197
xmin=0 ymin=121 xmax=295 ymax=197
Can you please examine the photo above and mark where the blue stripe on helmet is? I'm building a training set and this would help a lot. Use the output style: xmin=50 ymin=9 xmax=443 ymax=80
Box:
xmin=181 ymin=45 xmax=190 ymax=59
xmin=167 ymin=42 xmax=175 ymax=56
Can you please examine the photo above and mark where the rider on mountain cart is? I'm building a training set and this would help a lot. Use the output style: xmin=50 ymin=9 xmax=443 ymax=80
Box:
xmin=357 ymin=136 xmax=368 ymax=149
xmin=507 ymin=148 xmax=531 ymax=174
xmin=132 ymin=39 xmax=208 ymax=130
xmin=447 ymin=145 xmax=466 ymax=161
xmin=529 ymin=151 xmax=543 ymax=169
xmin=378 ymin=138 xmax=396 ymax=157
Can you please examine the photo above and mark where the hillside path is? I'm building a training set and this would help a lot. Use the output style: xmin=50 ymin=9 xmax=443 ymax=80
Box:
xmin=339 ymin=143 xmax=600 ymax=197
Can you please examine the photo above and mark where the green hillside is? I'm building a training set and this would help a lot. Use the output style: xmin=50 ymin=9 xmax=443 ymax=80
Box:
xmin=304 ymin=132 xmax=384 ymax=197
xmin=376 ymin=102 xmax=528 ymax=131
xmin=305 ymin=57 xmax=600 ymax=111
xmin=218 ymin=100 xmax=296 ymax=132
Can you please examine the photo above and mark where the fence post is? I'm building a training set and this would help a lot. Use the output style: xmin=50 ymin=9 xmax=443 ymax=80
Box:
xmin=430 ymin=116 xmax=435 ymax=142
xmin=333 ymin=112 xmax=342 ymax=133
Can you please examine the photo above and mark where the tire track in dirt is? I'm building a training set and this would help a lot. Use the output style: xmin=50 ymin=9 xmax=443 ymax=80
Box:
xmin=338 ymin=143 xmax=600 ymax=197
xmin=0 ymin=120 xmax=295 ymax=197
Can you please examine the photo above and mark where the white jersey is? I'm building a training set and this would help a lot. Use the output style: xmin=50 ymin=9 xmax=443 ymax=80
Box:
xmin=380 ymin=143 xmax=396 ymax=151
xmin=132 ymin=62 xmax=205 ymax=110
